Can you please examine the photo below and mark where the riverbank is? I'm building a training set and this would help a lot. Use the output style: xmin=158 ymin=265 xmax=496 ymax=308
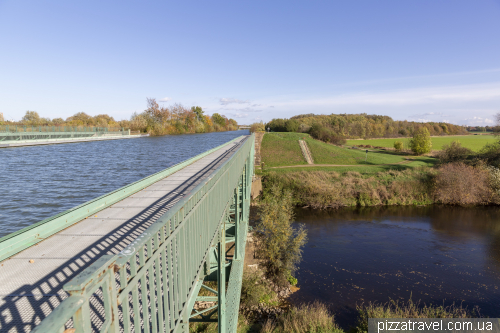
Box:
xmin=257 ymin=132 xmax=500 ymax=209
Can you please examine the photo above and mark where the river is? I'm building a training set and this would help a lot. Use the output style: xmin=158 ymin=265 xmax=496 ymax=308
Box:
xmin=0 ymin=130 xmax=248 ymax=238
xmin=290 ymin=206 xmax=500 ymax=328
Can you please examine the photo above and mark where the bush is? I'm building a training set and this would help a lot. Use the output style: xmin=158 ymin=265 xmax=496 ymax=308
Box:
xmin=250 ymin=121 xmax=265 ymax=133
xmin=298 ymin=123 xmax=311 ymax=133
xmin=240 ymin=269 xmax=276 ymax=307
xmin=285 ymin=119 xmax=300 ymax=132
xmin=309 ymin=123 xmax=346 ymax=145
xmin=479 ymin=142 xmax=500 ymax=167
xmin=262 ymin=301 xmax=343 ymax=333
xmin=408 ymin=127 xmax=432 ymax=155
xmin=436 ymin=140 xmax=472 ymax=164
xmin=393 ymin=140 xmax=404 ymax=152
xmin=434 ymin=162 xmax=492 ymax=206
xmin=256 ymin=184 xmax=308 ymax=286
xmin=355 ymin=298 xmax=478 ymax=333
xmin=486 ymin=165 xmax=500 ymax=198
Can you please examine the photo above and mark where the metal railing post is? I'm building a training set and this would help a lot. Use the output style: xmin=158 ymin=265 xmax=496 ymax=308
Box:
xmin=218 ymin=222 xmax=226 ymax=333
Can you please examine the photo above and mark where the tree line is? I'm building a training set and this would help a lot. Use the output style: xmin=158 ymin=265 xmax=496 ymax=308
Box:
xmin=265 ymin=113 xmax=469 ymax=139
xmin=1 ymin=98 xmax=239 ymax=135
xmin=129 ymin=98 xmax=238 ymax=135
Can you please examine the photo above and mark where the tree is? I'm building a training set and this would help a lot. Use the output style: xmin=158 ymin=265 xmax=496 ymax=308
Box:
xmin=394 ymin=140 xmax=404 ymax=152
xmin=191 ymin=106 xmax=204 ymax=122
xmin=256 ymin=184 xmax=308 ymax=286
xmin=409 ymin=127 xmax=432 ymax=155
xmin=22 ymin=111 xmax=41 ymax=126
xmin=285 ymin=119 xmax=300 ymax=132
xmin=211 ymin=113 xmax=226 ymax=127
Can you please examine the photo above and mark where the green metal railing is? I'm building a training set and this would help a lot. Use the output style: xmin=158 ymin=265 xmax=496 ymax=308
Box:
xmin=0 ymin=125 xmax=123 ymax=133
xmin=0 ymin=125 xmax=131 ymax=144
xmin=28 ymin=134 xmax=254 ymax=333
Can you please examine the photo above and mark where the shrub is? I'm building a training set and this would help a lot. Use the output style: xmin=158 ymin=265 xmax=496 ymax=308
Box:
xmin=479 ymin=142 xmax=500 ymax=167
xmin=250 ymin=121 xmax=265 ymax=133
xmin=434 ymin=162 xmax=492 ymax=205
xmin=285 ymin=119 xmax=300 ymax=132
xmin=408 ymin=127 xmax=432 ymax=155
xmin=309 ymin=123 xmax=346 ymax=145
xmin=394 ymin=140 xmax=404 ymax=152
xmin=436 ymin=140 xmax=472 ymax=164
xmin=240 ymin=269 xmax=275 ymax=307
xmin=262 ymin=301 xmax=343 ymax=333
xmin=256 ymin=184 xmax=308 ymax=286
xmin=298 ymin=123 xmax=311 ymax=133
xmin=486 ymin=165 xmax=500 ymax=198
xmin=287 ymin=272 xmax=298 ymax=286
xmin=355 ymin=298 xmax=478 ymax=333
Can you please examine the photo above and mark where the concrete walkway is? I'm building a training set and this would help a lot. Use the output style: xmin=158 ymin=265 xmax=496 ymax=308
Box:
xmin=0 ymin=136 xmax=247 ymax=333
xmin=0 ymin=134 xmax=147 ymax=148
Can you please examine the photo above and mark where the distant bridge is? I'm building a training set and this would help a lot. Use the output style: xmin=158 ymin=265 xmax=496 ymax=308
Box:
xmin=238 ymin=126 xmax=250 ymax=129
xmin=0 ymin=134 xmax=255 ymax=333
xmin=0 ymin=125 xmax=144 ymax=148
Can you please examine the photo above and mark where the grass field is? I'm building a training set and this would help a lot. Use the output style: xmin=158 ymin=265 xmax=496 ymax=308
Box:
xmin=304 ymin=135 xmax=405 ymax=165
xmin=259 ymin=156 xmax=436 ymax=175
xmin=262 ymin=132 xmax=416 ymax=167
xmin=346 ymin=134 xmax=497 ymax=151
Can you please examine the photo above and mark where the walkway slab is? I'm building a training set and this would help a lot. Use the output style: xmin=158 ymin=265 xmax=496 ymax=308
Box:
xmin=0 ymin=136 xmax=247 ymax=333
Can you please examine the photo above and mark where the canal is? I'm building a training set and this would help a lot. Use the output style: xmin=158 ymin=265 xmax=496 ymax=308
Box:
xmin=0 ymin=130 xmax=248 ymax=237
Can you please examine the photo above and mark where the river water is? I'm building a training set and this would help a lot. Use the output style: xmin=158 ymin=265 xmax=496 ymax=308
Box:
xmin=290 ymin=206 xmax=500 ymax=328
xmin=0 ymin=130 xmax=248 ymax=238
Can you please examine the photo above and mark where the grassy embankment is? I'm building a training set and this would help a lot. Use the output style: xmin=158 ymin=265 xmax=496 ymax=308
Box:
xmin=259 ymin=132 xmax=495 ymax=209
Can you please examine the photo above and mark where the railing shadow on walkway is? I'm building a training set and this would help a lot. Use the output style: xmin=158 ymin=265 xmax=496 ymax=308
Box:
xmin=0 ymin=144 xmax=240 ymax=333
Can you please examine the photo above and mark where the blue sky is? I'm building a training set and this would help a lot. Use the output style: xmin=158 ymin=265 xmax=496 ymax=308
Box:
xmin=1 ymin=0 xmax=499 ymax=126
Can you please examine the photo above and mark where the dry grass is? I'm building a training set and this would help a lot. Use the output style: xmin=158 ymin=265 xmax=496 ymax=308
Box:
xmin=261 ymin=301 xmax=343 ymax=333
xmin=263 ymin=169 xmax=434 ymax=209
xmin=355 ymin=298 xmax=480 ymax=333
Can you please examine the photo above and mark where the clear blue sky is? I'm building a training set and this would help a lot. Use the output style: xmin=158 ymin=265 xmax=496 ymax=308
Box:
xmin=1 ymin=0 xmax=499 ymax=126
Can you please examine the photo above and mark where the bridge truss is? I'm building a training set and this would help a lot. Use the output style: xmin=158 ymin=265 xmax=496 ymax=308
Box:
xmin=27 ymin=134 xmax=254 ymax=333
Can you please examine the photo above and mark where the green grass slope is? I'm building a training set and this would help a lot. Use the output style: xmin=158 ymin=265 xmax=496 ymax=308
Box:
xmin=346 ymin=135 xmax=496 ymax=151
xmin=262 ymin=132 xmax=408 ymax=167
xmin=261 ymin=132 xmax=307 ymax=167
xmin=304 ymin=136 xmax=405 ymax=165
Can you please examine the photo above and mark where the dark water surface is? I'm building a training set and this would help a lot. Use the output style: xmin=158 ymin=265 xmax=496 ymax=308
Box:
xmin=0 ymin=130 xmax=248 ymax=238
xmin=290 ymin=206 xmax=500 ymax=328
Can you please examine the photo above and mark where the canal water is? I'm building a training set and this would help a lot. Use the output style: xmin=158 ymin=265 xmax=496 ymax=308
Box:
xmin=290 ymin=206 xmax=500 ymax=328
xmin=0 ymin=130 xmax=248 ymax=238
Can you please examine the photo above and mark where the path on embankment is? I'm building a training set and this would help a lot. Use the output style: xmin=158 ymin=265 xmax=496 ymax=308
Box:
xmin=268 ymin=159 xmax=413 ymax=169
xmin=0 ymin=136 xmax=247 ymax=333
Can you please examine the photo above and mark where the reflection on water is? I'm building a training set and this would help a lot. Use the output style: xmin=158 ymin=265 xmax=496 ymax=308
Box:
xmin=0 ymin=130 xmax=247 ymax=238
xmin=291 ymin=206 xmax=500 ymax=328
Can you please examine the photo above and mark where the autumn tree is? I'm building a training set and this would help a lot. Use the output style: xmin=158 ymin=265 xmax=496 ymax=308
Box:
xmin=22 ymin=111 xmax=41 ymax=126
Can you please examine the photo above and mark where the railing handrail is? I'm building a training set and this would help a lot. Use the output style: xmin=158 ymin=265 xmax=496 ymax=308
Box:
xmin=30 ymin=134 xmax=254 ymax=333
xmin=0 ymin=125 xmax=126 ymax=133
xmin=0 ymin=136 xmax=245 ymax=262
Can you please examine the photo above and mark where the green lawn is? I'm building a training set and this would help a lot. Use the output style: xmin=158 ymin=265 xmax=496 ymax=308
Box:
xmin=259 ymin=156 xmax=436 ymax=175
xmin=262 ymin=132 xmax=413 ymax=167
xmin=304 ymin=135 xmax=405 ymax=165
xmin=346 ymin=135 xmax=497 ymax=152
